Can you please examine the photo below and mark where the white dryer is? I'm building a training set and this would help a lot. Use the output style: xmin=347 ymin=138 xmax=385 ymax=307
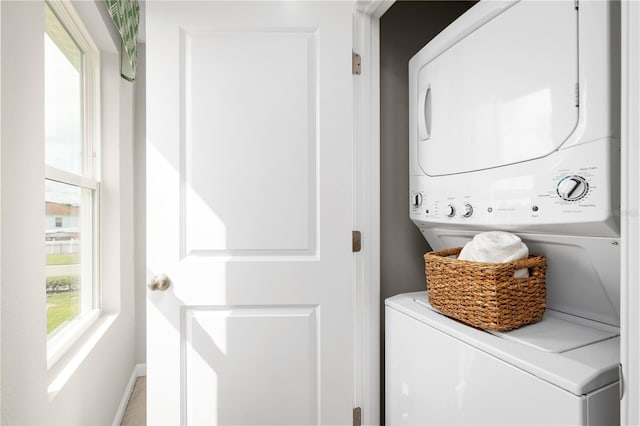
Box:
xmin=387 ymin=0 xmax=621 ymax=424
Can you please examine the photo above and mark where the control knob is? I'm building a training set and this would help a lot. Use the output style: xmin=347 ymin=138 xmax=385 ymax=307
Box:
xmin=462 ymin=203 xmax=473 ymax=218
xmin=411 ymin=193 xmax=422 ymax=207
xmin=446 ymin=204 xmax=456 ymax=217
xmin=557 ymin=175 xmax=589 ymax=201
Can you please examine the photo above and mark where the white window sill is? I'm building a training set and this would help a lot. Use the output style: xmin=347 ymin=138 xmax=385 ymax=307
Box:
xmin=47 ymin=311 xmax=118 ymax=398
xmin=47 ymin=308 xmax=102 ymax=369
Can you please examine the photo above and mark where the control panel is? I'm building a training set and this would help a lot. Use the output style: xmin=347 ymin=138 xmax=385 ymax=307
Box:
xmin=409 ymin=139 xmax=620 ymax=237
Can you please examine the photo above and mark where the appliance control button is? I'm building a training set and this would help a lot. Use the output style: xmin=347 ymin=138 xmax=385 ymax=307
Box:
xmin=411 ymin=193 xmax=422 ymax=207
xmin=557 ymin=175 xmax=589 ymax=201
xmin=446 ymin=204 xmax=456 ymax=217
xmin=462 ymin=203 xmax=473 ymax=218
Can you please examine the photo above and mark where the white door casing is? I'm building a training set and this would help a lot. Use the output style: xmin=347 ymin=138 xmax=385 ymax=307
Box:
xmin=146 ymin=2 xmax=354 ymax=425
xmin=621 ymin=1 xmax=640 ymax=424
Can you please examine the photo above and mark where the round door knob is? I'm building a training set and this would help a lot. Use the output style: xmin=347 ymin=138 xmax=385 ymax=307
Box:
xmin=148 ymin=274 xmax=172 ymax=291
xmin=557 ymin=175 xmax=589 ymax=201
xmin=462 ymin=203 xmax=473 ymax=218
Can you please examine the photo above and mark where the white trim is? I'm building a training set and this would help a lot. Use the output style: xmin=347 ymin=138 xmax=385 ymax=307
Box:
xmin=620 ymin=1 xmax=640 ymax=424
xmin=47 ymin=1 xmax=99 ymax=54
xmin=111 ymin=363 xmax=146 ymax=426
xmin=45 ymin=166 xmax=98 ymax=190
xmin=136 ymin=363 xmax=147 ymax=377
xmin=353 ymin=1 xmax=389 ymax=424
xmin=47 ymin=309 xmax=101 ymax=368
xmin=355 ymin=0 xmax=394 ymax=19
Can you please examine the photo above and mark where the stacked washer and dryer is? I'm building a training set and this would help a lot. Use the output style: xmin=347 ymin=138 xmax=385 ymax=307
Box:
xmin=386 ymin=0 xmax=621 ymax=424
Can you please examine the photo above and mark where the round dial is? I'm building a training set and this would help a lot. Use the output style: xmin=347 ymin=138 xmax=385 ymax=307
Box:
xmin=411 ymin=193 xmax=422 ymax=207
xmin=462 ymin=203 xmax=473 ymax=218
xmin=557 ymin=175 xmax=589 ymax=201
xmin=446 ymin=205 xmax=456 ymax=217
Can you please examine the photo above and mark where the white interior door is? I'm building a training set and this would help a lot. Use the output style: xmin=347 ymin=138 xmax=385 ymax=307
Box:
xmin=146 ymin=2 xmax=354 ymax=425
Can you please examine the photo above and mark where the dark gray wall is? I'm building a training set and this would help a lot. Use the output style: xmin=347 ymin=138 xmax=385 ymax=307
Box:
xmin=379 ymin=1 xmax=475 ymax=421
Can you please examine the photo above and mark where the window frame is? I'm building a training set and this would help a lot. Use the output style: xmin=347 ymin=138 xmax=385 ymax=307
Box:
xmin=44 ymin=0 xmax=102 ymax=368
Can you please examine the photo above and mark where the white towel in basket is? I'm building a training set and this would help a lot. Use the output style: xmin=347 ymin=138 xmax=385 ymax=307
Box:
xmin=458 ymin=231 xmax=530 ymax=278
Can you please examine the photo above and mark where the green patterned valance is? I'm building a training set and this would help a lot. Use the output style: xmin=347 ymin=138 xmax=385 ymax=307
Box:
xmin=105 ymin=0 xmax=139 ymax=81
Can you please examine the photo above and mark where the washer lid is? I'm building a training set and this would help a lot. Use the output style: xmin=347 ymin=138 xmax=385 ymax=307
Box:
xmin=488 ymin=311 xmax=618 ymax=352
xmin=416 ymin=0 xmax=578 ymax=176
xmin=416 ymin=300 xmax=618 ymax=353
xmin=386 ymin=292 xmax=620 ymax=395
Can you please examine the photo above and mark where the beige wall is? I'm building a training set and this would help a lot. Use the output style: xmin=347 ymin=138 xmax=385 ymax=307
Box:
xmin=380 ymin=0 xmax=477 ymax=313
xmin=379 ymin=1 xmax=475 ymax=420
xmin=134 ymin=42 xmax=146 ymax=365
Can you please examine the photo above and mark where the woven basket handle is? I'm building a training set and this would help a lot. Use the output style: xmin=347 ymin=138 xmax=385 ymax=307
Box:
xmin=436 ymin=247 xmax=463 ymax=257
xmin=513 ymin=256 xmax=544 ymax=276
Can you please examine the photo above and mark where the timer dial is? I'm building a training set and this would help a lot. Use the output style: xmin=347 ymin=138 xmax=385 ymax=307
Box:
xmin=557 ymin=175 xmax=589 ymax=201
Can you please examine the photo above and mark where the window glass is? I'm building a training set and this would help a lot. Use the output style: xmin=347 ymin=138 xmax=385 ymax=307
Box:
xmin=44 ymin=3 xmax=84 ymax=175
xmin=45 ymin=180 xmax=83 ymax=334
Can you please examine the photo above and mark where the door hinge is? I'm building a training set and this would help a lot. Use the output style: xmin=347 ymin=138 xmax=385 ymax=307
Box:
xmin=352 ymin=51 xmax=362 ymax=75
xmin=353 ymin=407 xmax=362 ymax=426
xmin=619 ymin=363 xmax=624 ymax=400
xmin=575 ymin=82 xmax=580 ymax=107
xmin=352 ymin=231 xmax=362 ymax=253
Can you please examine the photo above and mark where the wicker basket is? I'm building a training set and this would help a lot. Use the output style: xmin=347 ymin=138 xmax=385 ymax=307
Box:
xmin=424 ymin=247 xmax=547 ymax=331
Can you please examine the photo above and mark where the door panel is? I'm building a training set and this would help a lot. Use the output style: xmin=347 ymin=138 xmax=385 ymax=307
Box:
xmin=185 ymin=307 xmax=319 ymax=425
xmin=146 ymin=2 xmax=354 ymax=425
xmin=183 ymin=30 xmax=317 ymax=256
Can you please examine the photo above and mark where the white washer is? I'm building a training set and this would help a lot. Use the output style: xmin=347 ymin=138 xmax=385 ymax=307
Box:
xmin=385 ymin=292 xmax=620 ymax=425
xmin=388 ymin=0 xmax=622 ymax=424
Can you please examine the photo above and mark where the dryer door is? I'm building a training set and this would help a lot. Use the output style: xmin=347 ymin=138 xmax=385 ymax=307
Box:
xmin=417 ymin=0 xmax=578 ymax=176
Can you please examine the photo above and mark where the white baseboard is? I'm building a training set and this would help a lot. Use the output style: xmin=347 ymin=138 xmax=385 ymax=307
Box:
xmin=112 ymin=363 xmax=146 ymax=426
xmin=136 ymin=363 xmax=147 ymax=377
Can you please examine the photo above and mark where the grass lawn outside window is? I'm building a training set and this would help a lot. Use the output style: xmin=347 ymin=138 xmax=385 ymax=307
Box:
xmin=46 ymin=255 xmax=80 ymax=333
xmin=47 ymin=290 xmax=80 ymax=333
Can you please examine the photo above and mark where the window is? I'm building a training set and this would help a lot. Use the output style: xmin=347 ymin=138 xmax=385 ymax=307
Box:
xmin=44 ymin=1 xmax=100 ymax=354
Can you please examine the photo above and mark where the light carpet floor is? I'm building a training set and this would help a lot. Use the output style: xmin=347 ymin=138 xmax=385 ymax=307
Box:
xmin=121 ymin=377 xmax=146 ymax=426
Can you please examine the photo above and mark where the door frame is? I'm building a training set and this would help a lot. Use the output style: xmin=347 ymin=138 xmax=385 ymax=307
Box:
xmin=620 ymin=1 xmax=640 ymax=424
xmin=353 ymin=2 xmax=393 ymax=425
xmin=355 ymin=1 xmax=640 ymax=425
